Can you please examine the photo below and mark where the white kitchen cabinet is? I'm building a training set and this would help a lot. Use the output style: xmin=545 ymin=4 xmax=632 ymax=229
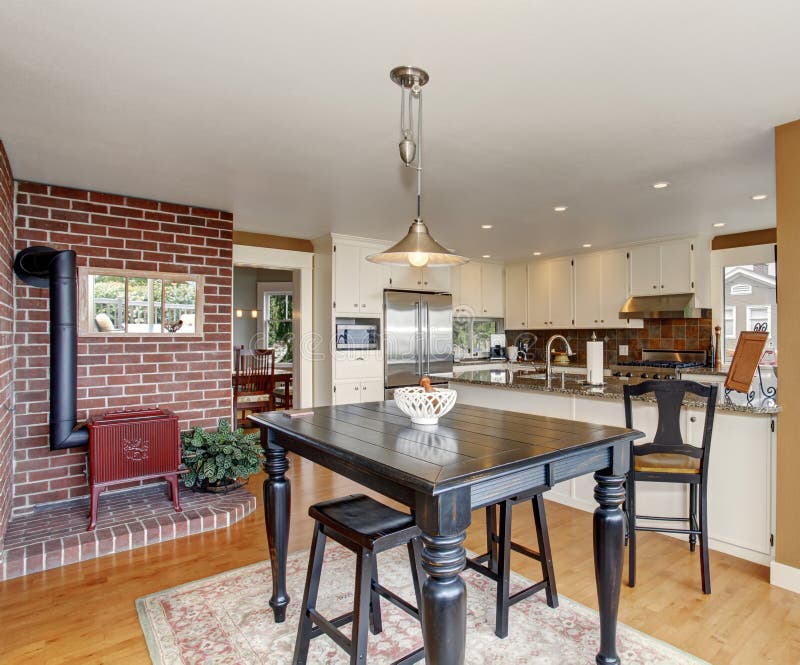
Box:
xmin=453 ymin=262 xmax=504 ymax=319
xmin=527 ymin=260 xmax=551 ymax=327
xmin=359 ymin=378 xmax=385 ymax=402
xmin=389 ymin=265 xmax=451 ymax=292
xmin=549 ymin=258 xmax=574 ymax=327
xmin=389 ymin=264 xmax=421 ymax=290
xmin=333 ymin=379 xmax=365 ymax=405
xmin=333 ymin=243 xmax=362 ymax=314
xmin=687 ymin=408 xmax=774 ymax=558
xmin=359 ymin=247 xmax=390 ymax=312
xmin=423 ymin=266 xmax=451 ymax=292
xmin=629 ymin=240 xmax=695 ymax=297
xmin=333 ymin=378 xmax=385 ymax=405
xmin=600 ymin=249 xmax=633 ymax=326
xmin=629 ymin=244 xmax=662 ymax=296
xmin=480 ymin=263 xmax=505 ymax=318
xmin=455 ymin=262 xmax=482 ymax=316
xmin=659 ymin=239 xmax=694 ymax=294
xmin=333 ymin=241 xmax=389 ymax=315
xmin=574 ymin=254 xmax=603 ymax=327
xmin=505 ymin=263 xmax=528 ymax=329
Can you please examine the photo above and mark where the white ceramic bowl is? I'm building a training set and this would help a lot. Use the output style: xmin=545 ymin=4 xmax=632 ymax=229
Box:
xmin=393 ymin=386 xmax=458 ymax=425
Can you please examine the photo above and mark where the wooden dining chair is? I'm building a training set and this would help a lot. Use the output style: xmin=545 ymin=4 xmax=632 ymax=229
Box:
xmin=623 ymin=379 xmax=718 ymax=594
xmin=233 ymin=346 xmax=276 ymax=427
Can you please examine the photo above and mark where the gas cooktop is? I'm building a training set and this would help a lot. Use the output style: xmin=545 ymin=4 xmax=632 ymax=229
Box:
xmin=609 ymin=349 xmax=707 ymax=380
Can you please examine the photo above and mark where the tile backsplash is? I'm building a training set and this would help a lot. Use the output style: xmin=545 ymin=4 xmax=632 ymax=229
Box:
xmin=505 ymin=318 xmax=714 ymax=366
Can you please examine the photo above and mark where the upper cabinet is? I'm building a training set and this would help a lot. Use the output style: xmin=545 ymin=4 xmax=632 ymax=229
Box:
xmin=575 ymin=250 xmax=632 ymax=327
xmin=453 ymin=262 xmax=505 ymax=318
xmin=526 ymin=258 xmax=574 ymax=328
xmin=508 ymin=248 xmax=642 ymax=330
xmin=629 ymin=239 xmax=695 ymax=296
xmin=389 ymin=265 xmax=451 ymax=292
xmin=333 ymin=241 xmax=389 ymax=315
xmin=505 ymin=263 xmax=528 ymax=328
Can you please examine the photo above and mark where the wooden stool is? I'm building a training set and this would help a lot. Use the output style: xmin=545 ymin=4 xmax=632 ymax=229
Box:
xmin=293 ymin=494 xmax=426 ymax=665
xmin=466 ymin=492 xmax=558 ymax=638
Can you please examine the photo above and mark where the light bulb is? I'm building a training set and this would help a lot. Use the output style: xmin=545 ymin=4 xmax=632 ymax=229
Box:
xmin=235 ymin=309 xmax=243 ymax=318
xmin=408 ymin=252 xmax=429 ymax=267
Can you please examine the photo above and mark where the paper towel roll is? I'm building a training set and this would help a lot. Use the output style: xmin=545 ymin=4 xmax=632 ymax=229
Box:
xmin=586 ymin=340 xmax=604 ymax=385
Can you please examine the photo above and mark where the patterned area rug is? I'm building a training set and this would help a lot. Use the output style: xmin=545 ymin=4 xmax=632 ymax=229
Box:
xmin=137 ymin=543 xmax=706 ymax=664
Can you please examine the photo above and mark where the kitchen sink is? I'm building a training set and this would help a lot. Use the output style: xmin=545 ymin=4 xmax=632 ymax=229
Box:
xmin=513 ymin=370 xmax=549 ymax=380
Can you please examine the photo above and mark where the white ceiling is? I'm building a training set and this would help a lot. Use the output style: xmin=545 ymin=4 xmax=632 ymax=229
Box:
xmin=1 ymin=1 xmax=797 ymax=261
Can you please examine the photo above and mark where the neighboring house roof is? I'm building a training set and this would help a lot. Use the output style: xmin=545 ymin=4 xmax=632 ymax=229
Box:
xmin=724 ymin=266 xmax=776 ymax=288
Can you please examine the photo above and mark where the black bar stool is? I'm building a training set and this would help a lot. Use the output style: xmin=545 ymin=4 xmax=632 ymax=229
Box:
xmin=465 ymin=490 xmax=558 ymax=638
xmin=623 ymin=380 xmax=718 ymax=594
xmin=293 ymin=494 xmax=425 ymax=665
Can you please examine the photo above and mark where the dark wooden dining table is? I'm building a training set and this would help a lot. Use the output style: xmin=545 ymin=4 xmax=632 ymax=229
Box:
xmin=250 ymin=400 xmax=643 ymax=665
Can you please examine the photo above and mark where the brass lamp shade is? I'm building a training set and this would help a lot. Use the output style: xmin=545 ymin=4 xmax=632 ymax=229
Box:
xmin=366 ymin=219 xmax=469 ymax=267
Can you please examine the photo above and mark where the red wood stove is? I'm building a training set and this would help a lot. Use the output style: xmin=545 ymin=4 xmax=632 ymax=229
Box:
xmin=86 ymin=408 xmax=185 ymax=530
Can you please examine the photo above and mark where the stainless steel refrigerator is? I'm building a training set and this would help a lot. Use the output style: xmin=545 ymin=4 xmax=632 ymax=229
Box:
xmin=384 ymin=290 xmax=453 ymax=398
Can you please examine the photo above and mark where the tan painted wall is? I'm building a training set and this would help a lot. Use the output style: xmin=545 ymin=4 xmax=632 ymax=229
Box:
xmin=775 ymin=119 xmax=800 ymax=568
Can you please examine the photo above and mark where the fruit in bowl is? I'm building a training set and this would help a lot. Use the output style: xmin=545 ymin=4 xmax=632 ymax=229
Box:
xmin=394 ymin=380 xmax=457 ymax=425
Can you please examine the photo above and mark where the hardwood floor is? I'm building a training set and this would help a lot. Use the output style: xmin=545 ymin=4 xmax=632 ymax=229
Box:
xmin=1 ymin=455 xmax=798 ymax=664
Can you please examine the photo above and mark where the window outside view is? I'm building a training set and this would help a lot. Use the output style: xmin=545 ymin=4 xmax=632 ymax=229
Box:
xmin=264 ymin=292 xmax=293 ymax=363
xmin=453 ymin=317 xmax=503 ymax=359
xmin=723 ymin=262 xmax=777 ymax=363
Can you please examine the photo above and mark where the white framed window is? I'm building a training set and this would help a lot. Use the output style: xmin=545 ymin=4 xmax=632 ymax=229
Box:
xmin=255 ymin=282 xmax=294 ymax=364
xmin=724 ymin=306 xmax=736 ymax=339
xmin=746 ymin=305 xmax=771 ymax=335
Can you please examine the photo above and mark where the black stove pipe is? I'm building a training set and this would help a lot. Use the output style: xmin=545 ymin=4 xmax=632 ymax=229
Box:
xmin=14 ymin=246 xmax=89 ymax=450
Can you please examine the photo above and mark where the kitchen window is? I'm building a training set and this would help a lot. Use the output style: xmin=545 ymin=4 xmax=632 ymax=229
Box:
xmin=256 ymin=285 xmax=294 ymax=363
xmin=746 ymin=305 xmax=771 ymax=335
xmin=721 ymin=258 xmax=776 ymax=363
xmin=453 ymin=317 xmax=503 ymax=359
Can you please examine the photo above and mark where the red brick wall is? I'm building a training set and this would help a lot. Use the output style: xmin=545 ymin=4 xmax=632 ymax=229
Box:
xmin=13 ymin=182 xmax=233 ymax=513
xmin=0 ymin=142 xmax=15 ymax=546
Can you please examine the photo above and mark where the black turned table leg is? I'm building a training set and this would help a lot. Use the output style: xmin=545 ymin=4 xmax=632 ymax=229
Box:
xmin=593 ymin=472 xmax=626 ymax=665
xmin=416 ymin=489 xmax=471 ymax=665
xmin=262 ymin=427 xmax=291 ymax=622
xmin=420 ymin=532 xmax=467 ymax=665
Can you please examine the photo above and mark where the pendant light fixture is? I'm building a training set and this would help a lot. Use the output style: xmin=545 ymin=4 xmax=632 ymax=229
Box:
xmin=367 ymin=67 xmax=469 ymax=268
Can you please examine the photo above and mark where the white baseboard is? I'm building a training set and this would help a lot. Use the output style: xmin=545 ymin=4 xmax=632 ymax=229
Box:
xmin=770 ymin=561 xmax=800 ymax=594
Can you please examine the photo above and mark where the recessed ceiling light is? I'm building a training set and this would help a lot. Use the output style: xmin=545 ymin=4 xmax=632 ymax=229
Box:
xmin=713 ymin=222 xmax=726 ymax=228
xmin=553 ymin=206 xmax=568 ymax=212
xmin=481 ymin=224 xmax=493 ymax=229
xmin=582 ymin=243 xmax=592 ymax=248
xmin=751 ymin=194 xmax=768 ymax=201
xmin=482 ymin=254 xmax=491 ymax=259
xmin=532 ymin=251 xmax=542 ymax=256
xmin=652 ymin=181 xmax=670 ymax=189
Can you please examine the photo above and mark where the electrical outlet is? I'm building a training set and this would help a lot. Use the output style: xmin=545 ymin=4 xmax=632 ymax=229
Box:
xmin=619 ymin=344 xmax=629 ymax=356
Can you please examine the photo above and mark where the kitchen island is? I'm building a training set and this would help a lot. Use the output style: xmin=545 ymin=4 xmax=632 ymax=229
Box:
xmin=438 ymin=368 xmax=777 ymax=565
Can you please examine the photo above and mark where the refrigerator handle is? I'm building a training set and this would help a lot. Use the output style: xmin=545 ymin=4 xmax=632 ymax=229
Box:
xmin=415 ymin=300 xmax=423 ymax=377
xmin=425 ymin=302 xmax=431 ymax=376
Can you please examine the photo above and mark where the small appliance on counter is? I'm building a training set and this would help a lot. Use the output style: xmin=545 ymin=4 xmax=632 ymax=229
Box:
xmin=506 ymin=345 xmax=518 ymax=363
xmin=489 ymin=333 xmax=507 ymax=361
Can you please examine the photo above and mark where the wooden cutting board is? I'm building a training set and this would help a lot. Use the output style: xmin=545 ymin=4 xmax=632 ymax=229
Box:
xmin=725 ymin=330 xmax=768 ymax=393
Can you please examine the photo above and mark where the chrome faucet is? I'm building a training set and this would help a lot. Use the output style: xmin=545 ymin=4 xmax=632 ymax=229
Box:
xmin=545 ymin=334 xmax=573 ymax=388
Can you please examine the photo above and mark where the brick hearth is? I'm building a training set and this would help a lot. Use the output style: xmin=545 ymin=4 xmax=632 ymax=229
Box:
xmin=0 ymin=482 xmax=256 ymax=581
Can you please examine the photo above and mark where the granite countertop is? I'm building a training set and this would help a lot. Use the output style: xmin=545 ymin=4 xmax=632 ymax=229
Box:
xmin=437 ymin=369 xmax=779 ymax=416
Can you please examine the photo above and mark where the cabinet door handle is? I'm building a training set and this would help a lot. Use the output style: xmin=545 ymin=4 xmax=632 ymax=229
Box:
xmin=424 ymin=281 xmax=428 ymax=286
xmin=354 ymin=385 xmax=360 ymax=391
xmin=600 ymin=319 xmax=604 ymax=323
xmin=661 ymin=285 xmax=664 ymax=289
xmin=690 ymin=416 xmax=697 ymax=423
xmin=355 ymin=357 xmax=365 ymax=361
xmin=354 ymin=303 xmax=359 ymax=308
xmin=362 ymin=303 xmax=366 ymax=308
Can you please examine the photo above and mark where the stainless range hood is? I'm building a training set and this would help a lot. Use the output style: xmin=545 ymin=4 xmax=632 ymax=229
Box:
xmin=619 ymin=293 xmax=711 ymax=319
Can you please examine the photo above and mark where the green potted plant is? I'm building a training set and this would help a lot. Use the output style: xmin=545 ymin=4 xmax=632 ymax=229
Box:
xmin=181 ymin=418 xmax=264 ymax=492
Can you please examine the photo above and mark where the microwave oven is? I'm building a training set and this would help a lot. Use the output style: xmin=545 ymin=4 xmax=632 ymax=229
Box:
xmin=335 ymin=319 xmax=379 ymax=351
